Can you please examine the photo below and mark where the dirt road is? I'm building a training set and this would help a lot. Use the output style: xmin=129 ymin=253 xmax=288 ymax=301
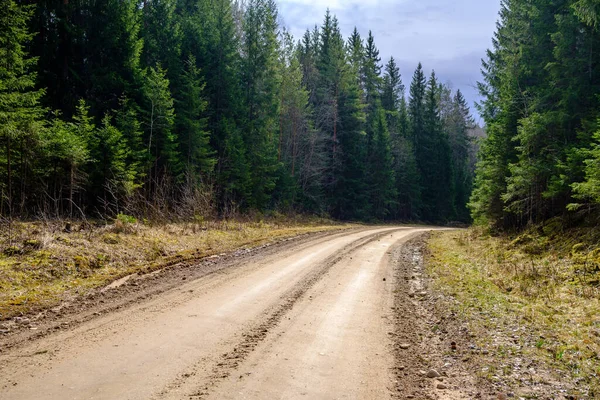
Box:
xmin=0 ymin=227 xmax=434 ymax=399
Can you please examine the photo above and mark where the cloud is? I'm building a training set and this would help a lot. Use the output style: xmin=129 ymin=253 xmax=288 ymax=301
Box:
xmin=277 ymin=0 xmax=500 ymax=120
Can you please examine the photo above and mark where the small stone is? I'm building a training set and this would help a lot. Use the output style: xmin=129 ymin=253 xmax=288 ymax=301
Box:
xmin=182 ymin=276 xmax=187 ymax=281
xmin=399 ymin=343 xmax=411 ymax=349
xmin=383 ymin=278 xmax=386 ymax=282
xmin=437 ymin=383 xmax=448 ymax=390
xmin=426 ymin=369 xmax=441 ymax=378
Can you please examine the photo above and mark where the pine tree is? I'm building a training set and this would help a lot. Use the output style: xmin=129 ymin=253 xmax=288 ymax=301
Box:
xmin=0 ymin=0 xmax=46 ymax=216
xmin=44 ymin=102 xmax=92 ymax=217
xmin=240 ymin=0 xmax=281 ymax=209
xmin=419 ymin=71 xmax=453 ymax=222
xmin=178 ymin=0 xmax=248 ymax=211
xmin=382 ymin=57 xmax=404 ymax=133
xmin=141 ymin=65 xmax=177 ymax=187
xmin=347 ymin=27 xmax=364 ymax=89
xmin=140 ymin=0 xmax=182 ymax=78
xmin=175 ymin=56 xmax=215 ymax=180
xmin=88 ymin=115 xmax=138 ymax=212
xmin=88 ymin=0 xmax=144 ymax=118
xmin=363 ymin=31 xmax=382 ymax=110
xmin=367 ymin=107 xmax=397 ymax=219
xmin=408 ymin=63 xmax=427 ymax=148
xmin=381 ymin=58 xmax=420 ymax=219
xmin=330 ymin=68 xmax=368 ymax=220
xmin=446 ymin=89 xmax=474 ymax=222
xmin=299 ymin=27 xmax=320 ymax=106
xmin=115 ymin=96 xmax=146 ymax=186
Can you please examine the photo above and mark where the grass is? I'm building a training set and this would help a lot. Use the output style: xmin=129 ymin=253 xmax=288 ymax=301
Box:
xmin=0 ymin=216 xmax=353 ymax=320
xmin=427 ymin=227 xmax=600 ymax=398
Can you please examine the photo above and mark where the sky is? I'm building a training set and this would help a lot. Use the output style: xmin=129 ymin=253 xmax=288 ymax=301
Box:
xmin=276 ymin=0 xmax=501 ymax=123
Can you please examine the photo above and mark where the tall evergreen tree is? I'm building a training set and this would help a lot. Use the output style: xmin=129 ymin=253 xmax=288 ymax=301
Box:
xmin=141 ymin=65 xmax=177 ymax=188
xmin=0 ymin=0 xmax=45 ymax=216
xmin=175 ymin=56 xmax=215 ymax=180
xmin=446 ymin=89 xmax=475 ymax=222
xmin=419 ymin=71 xmax=453 ymax=222
xmin=240 ymin=0 xmax=281 ymax=209
xmin=381 ymin=57 xmax=403 ymax=133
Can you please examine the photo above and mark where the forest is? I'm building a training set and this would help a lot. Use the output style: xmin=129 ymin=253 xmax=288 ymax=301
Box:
xmin=472 ymin=0 xmax=600 ymax=231
xmin=0 ymin=0 xmax=476 ymax=223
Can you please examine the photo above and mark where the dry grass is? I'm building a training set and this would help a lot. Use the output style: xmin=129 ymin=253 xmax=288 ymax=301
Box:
xmin=427 ymin=228 xmax=600 ymax=398
xmin=0 ymin=216 xmax=353 ymax=320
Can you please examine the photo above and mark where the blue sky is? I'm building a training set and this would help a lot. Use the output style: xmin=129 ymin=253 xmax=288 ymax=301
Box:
xmin=276 ymin=0 xmax=501 ymax=123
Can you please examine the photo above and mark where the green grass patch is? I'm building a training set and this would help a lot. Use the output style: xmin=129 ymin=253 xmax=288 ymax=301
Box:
xmin=427 ymin=229 xmax=600 ymax=397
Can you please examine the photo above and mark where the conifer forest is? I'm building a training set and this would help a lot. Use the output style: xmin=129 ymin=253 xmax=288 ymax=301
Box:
xmin=0 ymin=0 xmax=477 ymax=223
xmin=3 ymin=0 xmax=600 ymax=229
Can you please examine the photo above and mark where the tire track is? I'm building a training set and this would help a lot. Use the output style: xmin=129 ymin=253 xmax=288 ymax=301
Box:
xmin=157 ymin=228 xmax=406 ymax=399
xmin=0 ymin=227 xmax=362 ymax=352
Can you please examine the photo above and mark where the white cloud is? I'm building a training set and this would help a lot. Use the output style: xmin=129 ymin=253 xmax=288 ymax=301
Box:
xmin=276 ymin=0 xmax=500 ymax=119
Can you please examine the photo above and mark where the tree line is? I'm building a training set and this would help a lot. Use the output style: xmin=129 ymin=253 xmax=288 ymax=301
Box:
xmin=0 ymin=0 xmax=476 ymax=222
xmin=471 ymin=0 xmax=600 ymax=229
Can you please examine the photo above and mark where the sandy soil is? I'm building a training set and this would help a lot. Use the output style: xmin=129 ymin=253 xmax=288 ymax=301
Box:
xmin=0 ymin=226 xmax=480 ymax=400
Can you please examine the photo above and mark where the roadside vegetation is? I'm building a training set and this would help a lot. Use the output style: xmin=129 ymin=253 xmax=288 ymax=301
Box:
xmin=0 ymin=215 xmax=349 ymax=321
xmin=427 ymin=226 xmax=600 ymax=398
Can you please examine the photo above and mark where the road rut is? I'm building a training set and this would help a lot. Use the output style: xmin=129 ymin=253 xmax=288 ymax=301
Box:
xmin=0 ymin=226 xmax=431 ymax=399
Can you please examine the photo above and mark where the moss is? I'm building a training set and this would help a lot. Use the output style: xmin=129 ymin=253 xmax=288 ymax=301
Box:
xmin=23 ymin=239 xmax=42 ymax=250
xmin=73 ymin=255 xmax=90 ymax=270
xmin=428 ymin=229 xmax=600 ymax=397
xmin=3 ymin=246 xmax=21 ymax=256
xmin=102 ymin=233 xmax=120 ymax=245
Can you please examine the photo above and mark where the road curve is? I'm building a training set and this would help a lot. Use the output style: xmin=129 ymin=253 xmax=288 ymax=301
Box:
xmin=0 ymin=226 xmax=432 ymax=400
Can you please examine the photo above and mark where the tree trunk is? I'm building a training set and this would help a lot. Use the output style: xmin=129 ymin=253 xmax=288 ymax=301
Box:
xmin=70 ymin=164 xmax=74 ymax=218
xmin=278 ymin=91 xmax=284 ymax=162
xmin=6 ymin=136 xmax=12 ymax=217
xmin=291 ymin=114 xmax=297 ymax=177
xmin=333 ymin=89 xmax=338 ymax=156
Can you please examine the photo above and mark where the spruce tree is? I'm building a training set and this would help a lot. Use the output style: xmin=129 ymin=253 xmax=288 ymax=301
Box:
xmin=367 ymin=108 xmax=397 ymax=219
xmin=408 ymin=63 xmax=427 ymax=148
xmin=446 ymin=89 xmax=474 ymax=222
xmin=80 ymin=0 xmax=144 ymax=118
xmin=240 ymin=0 xmax=281 ymax=210
xmin=420 ymin=71 xmax=453 ymax=222
xmin=382 ymin=57 xmax=404 ymax=133
xmin=175 ymin=56 xmax=215 ymax=180
xmin=0 ymin=0 xmax=45 ymax=216
xmin=141 ymin=65 xmax=177 ymax=187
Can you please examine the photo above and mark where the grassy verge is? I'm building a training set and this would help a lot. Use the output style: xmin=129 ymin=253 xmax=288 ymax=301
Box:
xmin=0 ymin=216 xmax=353 ymax=320
xmin=427 ymin=228 xmax=600 ymax=398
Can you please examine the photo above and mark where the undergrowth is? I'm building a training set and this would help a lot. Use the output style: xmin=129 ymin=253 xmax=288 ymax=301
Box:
xmin=427 ymin=226 xmax=600 ymax=398
xmin=0 ymin=215 xmax=351 ymax=320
